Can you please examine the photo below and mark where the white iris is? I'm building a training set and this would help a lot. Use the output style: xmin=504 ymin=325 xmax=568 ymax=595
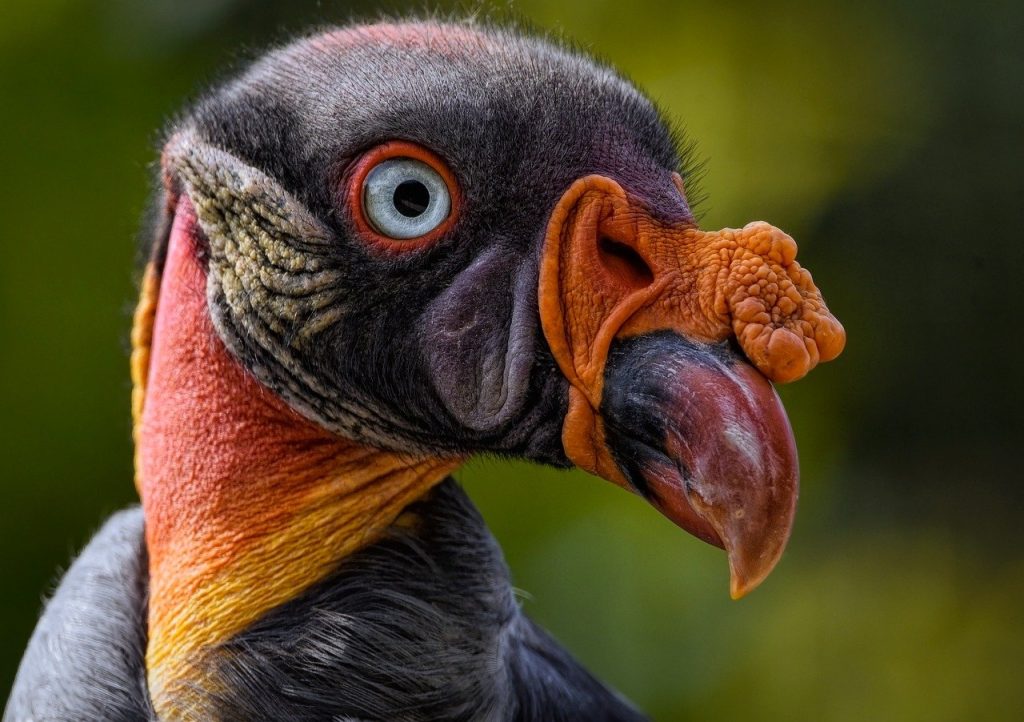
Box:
xmin=362 ymin=158 xmax=451 ymax=239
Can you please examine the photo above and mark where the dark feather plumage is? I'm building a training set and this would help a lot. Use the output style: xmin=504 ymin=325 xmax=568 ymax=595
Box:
xmin=204 ymin=480 xmax=646 ymax=721
xmin=5 ymin=484 xmax=646 ymax=721
xmin=4 ymin=509 xmax=152 ymax=721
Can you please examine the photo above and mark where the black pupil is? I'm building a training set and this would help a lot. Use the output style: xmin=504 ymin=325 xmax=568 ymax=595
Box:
xmin=393 ymin=180 xmax=430 ymax=217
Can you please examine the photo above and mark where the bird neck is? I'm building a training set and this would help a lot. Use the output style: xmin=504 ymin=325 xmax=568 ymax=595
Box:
xmin=131 ymin=198 xmax=460 ymax=720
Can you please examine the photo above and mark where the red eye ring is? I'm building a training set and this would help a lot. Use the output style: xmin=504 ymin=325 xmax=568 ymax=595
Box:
xmin=346 ymin=140 xmax=461 ymax=254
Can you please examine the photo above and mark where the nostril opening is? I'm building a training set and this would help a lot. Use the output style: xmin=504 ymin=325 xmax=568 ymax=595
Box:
xmin=598 ymin=236 xmax=654 ymax=290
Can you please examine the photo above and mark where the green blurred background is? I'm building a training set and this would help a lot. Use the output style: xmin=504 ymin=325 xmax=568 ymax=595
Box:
xmin=2 ymin=0 xmax=1021 ymax=719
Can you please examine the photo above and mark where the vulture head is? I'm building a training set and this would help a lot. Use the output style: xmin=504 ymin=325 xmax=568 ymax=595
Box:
xmin=128 ymin=20 xmax=844 ymax=716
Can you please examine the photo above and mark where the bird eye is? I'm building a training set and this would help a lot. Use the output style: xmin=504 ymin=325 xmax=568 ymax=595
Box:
xmin=348 ymin=141 xmax=459 ymax=251
xmin=363 ymin=158 xmax=451 ymax=239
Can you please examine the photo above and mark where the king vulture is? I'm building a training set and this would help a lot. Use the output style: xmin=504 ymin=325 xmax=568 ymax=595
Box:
xmin=5 ymin=20 xmax=844 ymax=722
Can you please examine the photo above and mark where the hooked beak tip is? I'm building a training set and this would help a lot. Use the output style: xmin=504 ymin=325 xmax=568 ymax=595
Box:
xmin=687 ymin=476 xmax=795 ymax=601
xmin=587 ymin=333 xmax=800 ymax=599
xmin=728 ymin=547 xmax=782 ymax=600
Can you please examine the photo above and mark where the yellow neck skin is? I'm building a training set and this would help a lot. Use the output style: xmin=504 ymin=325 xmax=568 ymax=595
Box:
xmin=132 ymin=212 xmax=460 ymax=720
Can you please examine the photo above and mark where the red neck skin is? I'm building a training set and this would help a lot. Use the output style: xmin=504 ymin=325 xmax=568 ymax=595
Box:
xmin=135 ymin=197 xmax=459 ymax=720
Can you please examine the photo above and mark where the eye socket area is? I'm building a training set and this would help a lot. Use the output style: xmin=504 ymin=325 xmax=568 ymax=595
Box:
xmin=348 ymin=141 xmax=460 ymax=251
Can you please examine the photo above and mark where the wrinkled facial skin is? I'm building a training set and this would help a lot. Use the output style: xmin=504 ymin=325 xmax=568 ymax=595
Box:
xmin=153 ymin=24 xmax=690 ymax=465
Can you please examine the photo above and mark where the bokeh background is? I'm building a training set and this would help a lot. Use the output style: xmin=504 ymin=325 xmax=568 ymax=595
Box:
xmin=2 ymin=0 xmax=1021 ymax=719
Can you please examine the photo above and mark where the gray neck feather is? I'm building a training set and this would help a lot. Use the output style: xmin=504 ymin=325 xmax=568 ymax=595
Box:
xmin=203 ymin=479 xmax=648 ymax=721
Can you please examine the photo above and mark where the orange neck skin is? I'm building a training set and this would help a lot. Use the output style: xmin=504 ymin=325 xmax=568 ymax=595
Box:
xmin=134 ymin=199 xmax=460 ymax=720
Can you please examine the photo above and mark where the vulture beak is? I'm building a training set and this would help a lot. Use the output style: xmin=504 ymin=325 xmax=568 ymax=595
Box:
xmin=539 ymin=175 xmax=845 ymax=598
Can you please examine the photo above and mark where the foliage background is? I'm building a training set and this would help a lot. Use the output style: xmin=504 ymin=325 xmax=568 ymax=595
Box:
xmin=2 ymin=0 xmax=1021 ymax=719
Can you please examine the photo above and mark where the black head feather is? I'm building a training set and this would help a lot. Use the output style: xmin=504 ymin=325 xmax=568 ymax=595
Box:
xmin=151 ymin=20 xmax=697 ymax=466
